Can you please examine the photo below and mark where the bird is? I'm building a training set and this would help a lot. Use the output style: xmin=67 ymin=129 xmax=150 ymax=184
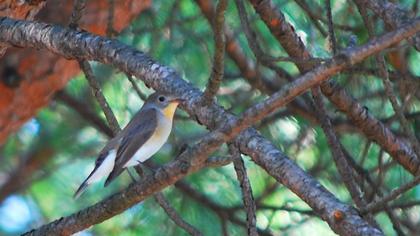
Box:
xmin=74 ymin=92 xmax=184 ymax=199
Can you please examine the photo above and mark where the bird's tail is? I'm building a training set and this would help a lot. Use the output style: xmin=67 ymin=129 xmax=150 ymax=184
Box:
xmin=104 ymin=167 xmax=125 ymax=187
xmin=74 ymin=179 xmax=90 ymax=199
xmin=73 ymin=158 xmax=102 ymax=199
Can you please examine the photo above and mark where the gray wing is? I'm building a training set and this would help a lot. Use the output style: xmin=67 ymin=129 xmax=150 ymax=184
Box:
xmin=104 ymin=108 xmax=158 ymax=186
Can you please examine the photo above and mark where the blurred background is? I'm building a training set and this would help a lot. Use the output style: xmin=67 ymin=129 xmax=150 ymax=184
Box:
xmin=0 ymin=0 xmax=420 ymax=235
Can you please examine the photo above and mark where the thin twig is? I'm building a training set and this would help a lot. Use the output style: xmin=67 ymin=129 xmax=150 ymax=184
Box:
xmin=106 ymin=0 xmax=116 ymax=37
xmin=68 ymin=0 xmax=87 ymax=28
xmin=234 ymin=0 xmax=267 ymax=62
xmin=154 ymin=192 xmax=203 ymax=236
xmin=326 ymin=0 xmax=337 ymax=54
xmin=205 ymin=155 xmax=233 ymax=168
xmin=229 ymin=144 xmax=257 ymax=236
xmin=69 ymin=0 xmax=120 ymax=135
xmin=175 ymin=181 xmax=273 ymax=236
xmin=293 ymin=0 xmax=327 ymax=36
xmin=79 ymin=60 xmax=121 ymax=134
xmin=126 ymin=73 xmax=147 ymax=100
xmin=133 ymin=166 xmax=203 ymax=236
xmin=202 ymin=0 xmax=227 ymax=103
xmin=362 ymin=174 xmax=420 ymax=214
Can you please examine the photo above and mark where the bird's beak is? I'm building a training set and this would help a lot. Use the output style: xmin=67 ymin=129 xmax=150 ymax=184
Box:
xmin=170 ymin=98 xmax=185 ymax=104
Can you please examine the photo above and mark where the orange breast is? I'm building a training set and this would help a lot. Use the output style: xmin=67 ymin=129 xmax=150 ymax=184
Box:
xmin=162 ymin=102 xmax=179 ymax=120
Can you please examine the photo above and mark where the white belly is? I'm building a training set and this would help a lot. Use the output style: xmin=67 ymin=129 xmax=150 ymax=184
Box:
xmin=124 ymin=117 xmax=172 ymax=167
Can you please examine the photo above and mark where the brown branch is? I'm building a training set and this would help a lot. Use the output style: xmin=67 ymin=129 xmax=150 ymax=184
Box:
xmin=325 ymin=0 xmax=337 ymax=54
xmin=69 ymin=0 xmax=121 ymax=135
xmin=230 ymin=144 xmax=257 ymax=236
xmin=204 ymin=155 xmax=233 ymax=168
xmin=356 ymin=0 xmax=420 ymax=51
xmin=126 ymin=73 xmax=147 ymax=100
xmin=68 ymin=0 xmax=87 ymax=29
xmin=1 ymin=17 xmax=416 ymax=235
xmin=175 ymin=181 xmax=273 ymax=236
xmin=79 ymin=60 xmax=121 ymax=134
xmin=311 ymin=88 xmax=378 ymax=227
xmin=154 ymin=192 xmax=203 ymax=236
xmin=361 ymin=174 xmax=420 ymax=214
xmin=248 ymin=0 xmax=420 ymax=176
xmin=202 ymin=0 xmax=227 ymax=103
xmin=106 ymin=0 xmax=116 ymax=37
xmin=293 ymin=0 xmax=327 ymax=36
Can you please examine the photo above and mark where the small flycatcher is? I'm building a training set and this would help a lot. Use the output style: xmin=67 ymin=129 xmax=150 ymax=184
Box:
xmin=74 ymin=92 xmax=183 ymax=198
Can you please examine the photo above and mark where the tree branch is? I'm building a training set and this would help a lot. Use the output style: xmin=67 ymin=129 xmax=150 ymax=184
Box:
xmin=69 ymin=0 xmax=121 ymax=135
xmin=202 ymin=0 xmax=227 ymax=103
xmin=361 ymin=174 xmax=420 ymax=214
xmin=311 ymin=88 xmax=378 ymax=227
xmin=154 ymin=192 xmax=203 ymax=236
xmin=356 ymin=0 xmax=420 ymax=51
xmin=230 ymin=144 xmax=257 ymax=236
xmin=78 ymin=60 xmax=121 ymax=134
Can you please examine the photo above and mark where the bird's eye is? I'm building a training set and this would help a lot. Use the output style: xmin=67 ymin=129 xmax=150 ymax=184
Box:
xmin=158 ymin=96 xmax=166 ymax=102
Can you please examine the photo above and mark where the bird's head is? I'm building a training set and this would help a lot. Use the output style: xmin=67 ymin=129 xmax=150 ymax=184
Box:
xmin=145 ymin=92 xmax=185 ymax=119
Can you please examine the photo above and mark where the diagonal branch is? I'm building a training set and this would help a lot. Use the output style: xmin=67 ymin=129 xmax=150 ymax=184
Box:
xmin=79 ymin=60 xmax=121 ymax=134
xmin=311 ymin=88 xmax=378 ymax=227
xmin=202 ymin=0 xmax=227 ymax=103
xmin=230 ymin=144 xmax=257 ymax=236
xmin=356 ymin=0 xmax=420 ymax=51
xmin=1 ymin=17 xmax=417 ymax=235
xmin=361 ymin=174 xmax=420 ymax=214
xmin=154 ymin=192 xmax=203 ymax=236
xmin=175 ymin=181 xmax=273 ymax=236
xmin=69 ymin=0 xmax=121 ymax=135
